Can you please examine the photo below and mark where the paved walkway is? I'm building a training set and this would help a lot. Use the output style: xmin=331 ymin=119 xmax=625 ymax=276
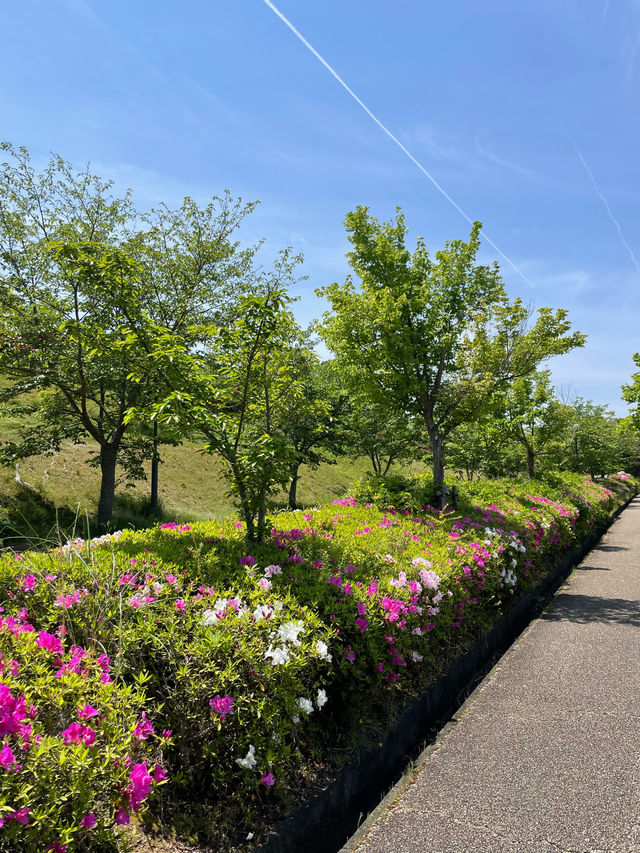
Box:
xmin=344 ymin=497 xmax=640 ymax=853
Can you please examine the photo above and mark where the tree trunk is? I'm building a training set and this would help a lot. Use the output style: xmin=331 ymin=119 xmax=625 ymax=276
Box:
xmin=256 ymin=501 xmax=266 ymax=543
xmin=288 ymin=464 xmax=300 ymax=511
xmin=431 ymin=432 xmax=449 ymax=508
xmin=526 ymin=447 xmax=535 ymax=479
xmin=150 ymin=420 xmax=159 ymax=514
xmin=97 ymin=444 xmax=118 ymax=526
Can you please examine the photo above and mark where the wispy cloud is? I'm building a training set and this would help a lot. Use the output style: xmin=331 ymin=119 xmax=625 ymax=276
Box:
xmin=567 ymin=136 xmax=640 ymax=273
xmin=261 ymin=0 xmax=534 ymax=289
xmin=412 ymin=124 xmax=461 ymax=162
xmin=474 ymin=137 xmax=536 ymax=179
xmin=602 ymin=0 xmax=611 ymax=23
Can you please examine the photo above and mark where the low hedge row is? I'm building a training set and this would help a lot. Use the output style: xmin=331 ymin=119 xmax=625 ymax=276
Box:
xmin=0 ymin=471 xmax=635 ymax=851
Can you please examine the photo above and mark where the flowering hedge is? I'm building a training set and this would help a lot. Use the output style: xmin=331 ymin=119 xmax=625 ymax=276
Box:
xmin=0 ymin=472 xmax=635 ymax=850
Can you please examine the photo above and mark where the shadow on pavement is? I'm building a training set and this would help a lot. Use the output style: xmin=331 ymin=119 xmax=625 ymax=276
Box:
xmin=541 ymin=593 xmax=640 ymax=626
xmin=593 ymin=544 xmax=629 ymax=552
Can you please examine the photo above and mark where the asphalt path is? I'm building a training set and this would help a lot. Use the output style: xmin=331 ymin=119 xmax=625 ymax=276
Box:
xmin=344 ymin=497 xmax=640 ymax=853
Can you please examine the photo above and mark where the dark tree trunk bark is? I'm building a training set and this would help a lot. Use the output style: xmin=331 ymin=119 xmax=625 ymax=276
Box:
xmin=97 ymin=444 xmax=118 ymax=526
xmin=431 ymin=432 xmax=449 ymax=508
xmin=526 ymin=447 xmax=535 ymax=479
xmin=150 ymin=421 xmax=159 ymax=514
xmin=288 ymin=464 xmax=300 ymax=511
xmin=256 ymin=501 xmax=266 ymax=544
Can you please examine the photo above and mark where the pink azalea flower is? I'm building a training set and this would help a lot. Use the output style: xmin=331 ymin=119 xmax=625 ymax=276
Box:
xmin=128 ymin=761 xmax=153 ymax=810
xmin=96 ymin=654 xmax=111 ymax=672
xmin=133 ymin=712 xmax=154 ymax=741
xmin=36 ymin=631 xmax=64 ymax=655
xmin=61 ymin=722 xmax=96 ymax=746
xmin=174 ymin=599 xmax=187 ymax=612
xmin=0 ymin=742 xmax=18 ymax=771
xmin=78 ymin=704 xmax=99 ymax=720
xmin=153 ymin=765 xmax=167 ymax=782
xmin=20 ymin=575 xmax=36 ymax=592
xmin=209 ymin=694 xmax=235 ymax=719
xmin=114 ymin=807 xmax=130 ymax=825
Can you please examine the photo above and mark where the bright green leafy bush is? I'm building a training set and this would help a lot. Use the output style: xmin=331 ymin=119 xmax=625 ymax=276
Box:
xmin=0 ymin=473 xmax=635 ymax=850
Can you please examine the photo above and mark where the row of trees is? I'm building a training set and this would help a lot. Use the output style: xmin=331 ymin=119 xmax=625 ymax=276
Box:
xmin=0 ymin=145 xmax=637 ymax=540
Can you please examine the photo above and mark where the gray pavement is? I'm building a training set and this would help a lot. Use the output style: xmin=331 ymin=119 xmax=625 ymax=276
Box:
xmin=344 ymin=497 xmax=640 ymax=853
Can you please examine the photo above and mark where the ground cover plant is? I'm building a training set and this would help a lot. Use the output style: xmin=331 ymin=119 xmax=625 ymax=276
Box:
xmin=0 ymin=471 xmax=635 ymax=852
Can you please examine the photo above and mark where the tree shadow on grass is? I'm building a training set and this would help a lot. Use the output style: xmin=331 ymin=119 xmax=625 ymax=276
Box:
xmin=541 ymin=593 xmax=640 ymax=627
xmin=0 ymin=484 xmax=80 ymax=551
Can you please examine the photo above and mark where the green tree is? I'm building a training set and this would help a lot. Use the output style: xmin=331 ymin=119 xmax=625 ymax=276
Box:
xmin=500 ymin=371 xmax=572 ymax=478
xmin=318 ymin=207 xmax=585 ymax=501
xmin=566 ymin=399 xmax=638 ymax=478
xmin=340 ymin=381 xmax=423 ymax=476
xmin=445 ymin=416 xmax=519 ymax=480
xmin=0 ymin=144 xmax=255 ymax=524
xmin=132 ymin=251 xmax=306 ymax=542
xmin=280 ymin=356 xmax=348 ymax=511
xmin=622 ymin=353 xmax=640 ymax=431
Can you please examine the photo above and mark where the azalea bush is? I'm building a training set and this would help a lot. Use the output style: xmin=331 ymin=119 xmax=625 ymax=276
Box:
xmin=0 ymin=472 xmax=635 ymax=850
xmin=0 ymin=613 xmax=165 ymax=852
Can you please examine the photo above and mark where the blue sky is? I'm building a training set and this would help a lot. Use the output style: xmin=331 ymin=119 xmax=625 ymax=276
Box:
xmin=2 ymin=0 xmax=639 ymax=413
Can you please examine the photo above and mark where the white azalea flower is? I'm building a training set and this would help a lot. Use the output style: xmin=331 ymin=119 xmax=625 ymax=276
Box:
xmin=315 ymin=640 xmax=332 ymax=661
xmin=316 ymin=688 xmax=328 ymax=709
xmin=253 ymin=604 xmax=272 ymax=622
xmin=235 ymin=744 xmax=257 ymax=770
xmin=202 ymin=609 xmax=219 ymax=626
xmin=278 ymin=620 xmax=304 ymax=646
xmin=264 ymin=646 xmax=290 ymax=666
xmin=297 ymin=697 xmax=313 ymax=715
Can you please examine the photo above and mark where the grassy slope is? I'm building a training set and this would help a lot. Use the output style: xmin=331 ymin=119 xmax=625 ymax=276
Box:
xmin=0 ymin=436 xmax=426 ymax=541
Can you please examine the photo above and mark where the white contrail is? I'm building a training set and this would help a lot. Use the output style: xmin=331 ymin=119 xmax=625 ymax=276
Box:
xmin=568 ymin=136 xmax=640 ymax=273
xmin=262 ymin=0 xmax=534 ymax=288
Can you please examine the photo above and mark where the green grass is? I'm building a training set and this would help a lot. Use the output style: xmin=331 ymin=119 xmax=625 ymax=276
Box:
xmin=0 ymin=436 xmax=426 ymax=546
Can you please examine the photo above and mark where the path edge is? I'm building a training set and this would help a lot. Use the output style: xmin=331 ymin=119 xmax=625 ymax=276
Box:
xmin=256 ymin=491 xmax=637 ymax=853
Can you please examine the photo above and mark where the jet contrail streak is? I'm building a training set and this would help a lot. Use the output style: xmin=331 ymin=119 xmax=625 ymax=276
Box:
xmin=262 ymin=0 xmax=534 ymax=288
xmin=568 ymin=136 xmax=640 ymax=273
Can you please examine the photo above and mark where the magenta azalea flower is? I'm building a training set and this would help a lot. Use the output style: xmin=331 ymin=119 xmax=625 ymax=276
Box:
xmin=128 ymin=761 xmax=153 ymax=810
xmin=61 ymin=722 xmax=96 ymax=746
xmin=80 ymin=813 xmax=96 ymax=828
xmin=114 ymin=806 xmax=130 ymax=825
xmin=0 ymin=742 xmax=18 ymax=771
xmin=153 ymin=765 xmax=167 ymax=782
xmin=261 ymin=772 xmax=275 ymax=787
xmin=35 ymin=631 xmax=64 ymax=656
xmin=209 ymin=694 xmax=235 ymax=719
xmin=132 ymin=712 xmax=154 ymax=740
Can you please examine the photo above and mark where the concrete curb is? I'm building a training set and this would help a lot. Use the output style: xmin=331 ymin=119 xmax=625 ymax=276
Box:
xmin=256 ymin=491 xmax=637 ymax=853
